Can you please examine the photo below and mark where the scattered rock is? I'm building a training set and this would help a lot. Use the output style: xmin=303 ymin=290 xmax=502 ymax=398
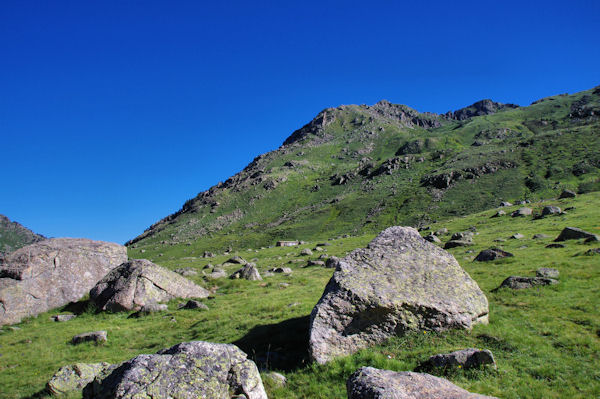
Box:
xmin=546 ymin=243 xmax=565 ymax=248
xmin=558 ymin=189 xmax=577 ymax=199
xmin=206 ymin=268 xmax=227 ymax=279
xmin=316 ymin=242 xmax=332 ymax=247
xmin=554 ymin=227 xmax=599 ymax=242
xmin=230 ymin=263 xmax=262 ymax=281
xmin=424 ymin=234 xmax=441 ymax=243
xmin=129 ymin=303 xmax=168 ymax=318
xmin=307 ymin=260 xmax=325 ymax=267
xmin=264 ymin=371 xmax=287 ymax=387
xmin=72 ymin=331 xmax=107 ymax=345
xmin=0 ymin=238 xmax=127 ymax=326
xmin=51 ymin=314 xmax=77 ymax=322
xmin=434 ymin=228 xmax=448 ymax=236
xmin=491 ymin=210 xmax=506 ymax=217
xmin=536 ymin=268 xmax=559 ymax=278
xmin=325 ymin=256 xmax=339 ymax=268
xmin=450 ymin=232 xmax=473 ymax=241
xmin=226 ymin=256 xmax=247 ymax=265
xmin=178 ymin=300 xmax=209 ymax=310
xmin=90 ymin=259 xmax=209 ymax=312
xmin=173 ymin=267 xmax=198 ymax=277
xmin=418 ymin=348 xmax=496 ymax=370
xmin=276 ymin=240 xmax=299 ymax=247
xmin=532 ymin=234 xmax=550 ymax=239
xmin=268 ymin=267 xmax=292 ymax=274
xmin=300 ymin=248 xmax=313 ymax=256
xmin=314 ymin=246 xmax=324 ymax=251
xmin=47 ymin=362 xmax=114 ymax=395
xmin=585 ymin=236 xmax=600 ymax=243
xmin=346 ymin=367 xmax=496 ymax=399
xmin=309 ymin=226 xmax=488 ymax=364
xmin=474 ymin=248 xmax=514 ymax=262
xmin=83 ymin=341 xmax=267 ymax=399
xmin=444 ymin=240 xmax=474 ymax=249
xmin=203 ymin=251 xmax=215 ymax=258
xmin=500 ymin=201 xmax=513 ymax=207
xmin=583 ymin=248 xmax=600 ymax=256
xmin=510 ymin=233 xmax=524 ymax=239
xmin=541 ymin=206 xmax=561 ymax=216
xmin=511 ymin=207 xmax=532 ymax=217
xmin=496 ymin=276 xmax=558 ymax=290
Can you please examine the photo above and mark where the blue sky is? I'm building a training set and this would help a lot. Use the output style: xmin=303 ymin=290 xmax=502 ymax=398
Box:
xmin=1 ymin=1 xmax=598 ymax=244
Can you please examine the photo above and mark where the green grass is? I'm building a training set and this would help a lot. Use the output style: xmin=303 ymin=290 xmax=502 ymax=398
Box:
xmin=1 ymin=192 xmax=599 ymax=398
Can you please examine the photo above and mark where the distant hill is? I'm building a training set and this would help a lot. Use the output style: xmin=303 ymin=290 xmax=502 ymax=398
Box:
xmin=0 ymin=215 xmax=45 ymax=255
xmin=126 ymin=86 xmax=600 ymax=255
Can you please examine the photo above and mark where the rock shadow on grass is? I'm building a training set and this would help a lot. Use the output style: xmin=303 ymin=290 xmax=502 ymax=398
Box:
xmin=232 ymin=315 xmax=311 ymax=371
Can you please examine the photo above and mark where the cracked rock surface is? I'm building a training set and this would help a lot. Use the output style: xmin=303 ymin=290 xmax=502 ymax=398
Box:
xmin=0 ymin=238 xmax=127 ymax=325
xmin=90 ymin=259 xmax=209 ymax=311
xmin=83 ymin=341 xmax=267 ymax=399
xmin=309 ymin=226 xmax=488 ymax=364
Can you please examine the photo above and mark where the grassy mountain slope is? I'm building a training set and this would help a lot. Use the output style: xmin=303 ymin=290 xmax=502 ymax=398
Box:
xmin=1 ymin=192 xmax=598 ymax=398
xmin=0 ymin=214 xmax=45 ymax=255
xmin=126 ymin=86 xmax=600 ymax=261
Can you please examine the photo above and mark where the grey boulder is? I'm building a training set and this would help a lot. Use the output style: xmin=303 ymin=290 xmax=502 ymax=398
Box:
xmin=90 ymin=259 xmax=209 ymax=311
xmin=418 ymin=348 xmax=496 ymax=371
xmin=347 ymin=367 xmax=496 ymax=399
xmin=0 ymin=238 xmax=127 ymax=325
xmin=230 ymin=263 xmax=262 ymax=281
xmin=496 ymin=276 xmax=558 ymax=290
xmin=541 ymin=206 xmax=561 ymax=216
xmin=309 ymin=226 xmax=488 ymax=364
xmin=511 ymin=207 xmax=532 ymax=217
xmin=83 ymin=341 xmax=267 ymax=399
xmin=47 ymin=362 xmax=114 ymax=395
xmin=536 ymin=268 xmax=559 ymax=278
xmin=72 ymin=331 xmax=108 ymax=345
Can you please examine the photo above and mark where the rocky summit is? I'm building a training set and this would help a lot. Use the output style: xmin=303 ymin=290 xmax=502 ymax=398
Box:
xmin=308 ymin=226 xmax=488 ymax=364
xmin=83 ymin=341 xmax=267 ymax=399
xmin=0 ymin=238 xmax=127 ymax=325
xmin=89 ymin=259 xmax=209 ymax=311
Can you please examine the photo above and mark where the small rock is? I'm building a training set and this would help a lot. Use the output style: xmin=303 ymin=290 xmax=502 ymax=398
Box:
xmin=511 ymin=207 xmax=532 ymax=217
xmin=496 ymin=276 xmax=558 ymax=290
xmin=307 ymin=260 xmax=325 ymax=267
xmin=541 ymin=206 xmax=561 ymax=216
xmin=418 ymin=348 xmax=496 ymax=370
xmin=493 ymin=238 xmax=506 ymax=242
xmin=268 ymin=267 xmax=292 ymax=274
xmin=316 ymin=242 xmax=332 ymax=247
xmin=424 ymin=234 xmax=441 ymax=243
xmin=536 ymin=268 xmax=559 ymax=278
xmin=546 ymin=243 xmax=565 ymax=248
xmin=203 ymin=251 xmax=215 ymax=258
xmin=264 ymin=371 xmax=287 ymax=387
xmin=510 ymin=233 xmax=524 ymax=239
xmin=72 ymin=331 xmax=107 ymax=345
xmin=558 ymin=189 xmax=576 ymax=199
xmin=500 ymin=201 xmax=513 ymax=207
xmin=444 ymin=240 xmax=474 ymax=249
xmin=129 ymin=303 xmax=168 ymax=318
xmin=583 ymin=248 xmax=600 ymax=256
xmin=51 ymin=314 xmax=77 ymax=322
xmin=532 ymin=234 xmax=550 ymax=239
xmin=226 ymin=256 xmax=247 ymax=265
xmin=178 ymin=300 xmax=208 ymax=310
xmin=314 ymin=246 xmax=324 ymax=252
xmin=450 ymin=232 xmax=473 ymax=241
xmin=300 ymin=248 xmax=313 ymax=256
xmin=474 ymin=248 xmax=514 ymax=262
xmin=554 ymin=227 xmax=599 ymax=242
xmin=173 ymin=267 xmax=198 ymax=277
xmin=491 ymin=210 xmax=506 ymax=217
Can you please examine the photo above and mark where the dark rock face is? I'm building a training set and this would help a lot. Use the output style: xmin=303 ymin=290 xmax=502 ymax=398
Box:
xmin=444 ymin=240 xmax=474 ymax=249
xmin=474 ymin=248 xmax=514 ymax=262
xmin=90 ymin=259 xmax=209 ymax=312
xmin=447 ymin=99 xmax=519 ymax=121
xmin=424 ymin=234 xmax=441 ymax=243
xmin=309 ymin=226 xmax=488 ymax=364
xmin=559 ymin=189 xmax=577 ymax=199
xmin=178 ymin=300 xmax=208 ymax=310
xmin=230 ymin=263 xmax=262 ymax=281
xmin=497 ymin=276 xmax=558 ymax=290
xmin=418 ymin=349 xmax=496 ymax=371
xmin=554 ymin=227 xmax=599 ymax=242
xmin=83 ymin=341 xmax=267 ymax=399
xmin=0 ymin=238 xmax=127 ymax=326
xmin=347 ymin=367 xmax=497 ymax=399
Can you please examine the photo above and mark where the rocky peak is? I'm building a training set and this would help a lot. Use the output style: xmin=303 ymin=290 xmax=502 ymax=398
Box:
xmin=282 ymin=108 xmax=336 ymax=146
xmin=447 ymin=99 xmax=519 ymax=120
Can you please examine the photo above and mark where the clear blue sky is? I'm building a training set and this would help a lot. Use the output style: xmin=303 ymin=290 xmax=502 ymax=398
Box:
xmin=1 ymin=1 xmax=598 ymax=244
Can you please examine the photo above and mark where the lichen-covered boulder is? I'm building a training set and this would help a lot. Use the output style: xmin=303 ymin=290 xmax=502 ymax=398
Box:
xmin=47 ymin=362 xmax=114 ymax=395
xmin=83 ymin=341 xmax=267 ymax=399
xmin=230 ymin=263 xmax=262 ymax=281
xmin=0 ymin=238 xmax=127 ymax=325
xmin=90 ymin=259 xmax=209 ymax=311
xmin=347 ymin=367 xmax=496 ymax=399
xmin=309 ymin=226 xmax=488 ymax=364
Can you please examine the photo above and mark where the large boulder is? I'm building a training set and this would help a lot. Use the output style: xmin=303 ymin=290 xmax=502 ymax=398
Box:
xmin=83 ymin=341 xmax=267 ymax=399
xmin=47 ymin=362 xmax=114 ymax=395
xmin=347 ymin=367 xmax=496 ymax=399
xmin=90 ymin=259 xmax=209 ymax=311
xmin=0 ymin=238 xmax=127 ymax=325
xmin=554 ymin=227 xmax=599 ymax=242
xmin=309 ymin=226 xmax=489 ymax=364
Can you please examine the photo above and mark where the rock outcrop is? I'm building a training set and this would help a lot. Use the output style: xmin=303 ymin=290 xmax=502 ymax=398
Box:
xmin=0 ymin=238 xmax=127 ymax=325
xmin=309 ymin=226 xmax=489 ymax=364
xmin=347 ymin=367 xmax=497 ymax=399
xmin=83 ymin=341 xmax=267 ymax=399
xmin=89 ymin=259 xmax=209 ymax=311
xmin=230 ymin=263 xmax=262 ymax=281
